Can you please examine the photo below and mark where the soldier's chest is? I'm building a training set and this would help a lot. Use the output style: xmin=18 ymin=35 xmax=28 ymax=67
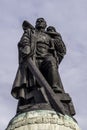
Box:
xmin=35 ymin=32 xmax=50 ymax=43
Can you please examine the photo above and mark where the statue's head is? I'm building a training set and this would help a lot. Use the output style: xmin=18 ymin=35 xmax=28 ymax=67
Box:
xmin=35 ymin=18 xmax=47 ymax=29
xmin=47 ymin=26 xmax=56 ymax=32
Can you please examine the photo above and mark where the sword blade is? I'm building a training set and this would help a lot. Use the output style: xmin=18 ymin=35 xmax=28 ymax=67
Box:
xmin=27 ymin=58 xmax=65 ymax=115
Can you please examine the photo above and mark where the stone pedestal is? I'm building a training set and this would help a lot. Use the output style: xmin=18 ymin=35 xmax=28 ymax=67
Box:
xmin=6 ymin=110 xmax=81 ymax=130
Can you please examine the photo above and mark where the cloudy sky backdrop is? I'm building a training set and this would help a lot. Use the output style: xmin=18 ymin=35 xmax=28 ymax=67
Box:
xmin=0 ymin=0 xmax=87 ymax=130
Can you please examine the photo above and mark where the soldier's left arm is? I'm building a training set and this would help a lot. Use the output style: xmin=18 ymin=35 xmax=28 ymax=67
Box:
xmin=54 ymin=34 xmax=66 ymax=63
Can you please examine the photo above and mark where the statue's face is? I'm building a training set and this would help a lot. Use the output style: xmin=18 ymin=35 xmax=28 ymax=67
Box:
xmin=35 ymin=18 xmax=47 ymax=29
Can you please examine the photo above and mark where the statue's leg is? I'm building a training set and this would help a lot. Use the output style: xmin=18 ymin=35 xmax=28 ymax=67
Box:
xmin=41 ymin=56 xmax=64 ymax=93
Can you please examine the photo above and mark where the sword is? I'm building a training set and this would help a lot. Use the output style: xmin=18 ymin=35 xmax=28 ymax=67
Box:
xmin=27 ymin=58 xmax=65 ymax=115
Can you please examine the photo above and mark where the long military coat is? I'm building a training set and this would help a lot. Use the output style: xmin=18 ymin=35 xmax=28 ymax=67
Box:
xmin=11 ymin=28 xmax=66 ymax=99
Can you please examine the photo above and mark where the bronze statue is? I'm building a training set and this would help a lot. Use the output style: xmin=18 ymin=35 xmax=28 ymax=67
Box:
xmin=11 ymin=18 xmax=75 ymax=116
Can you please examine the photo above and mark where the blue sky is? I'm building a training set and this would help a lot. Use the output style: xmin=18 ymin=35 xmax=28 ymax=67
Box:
xmin=0 ymin=0 xmax=87 ymax=130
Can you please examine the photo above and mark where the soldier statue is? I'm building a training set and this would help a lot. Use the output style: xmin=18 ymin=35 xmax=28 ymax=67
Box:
xmin=11 ymin=18 xmax=75 ymax=116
